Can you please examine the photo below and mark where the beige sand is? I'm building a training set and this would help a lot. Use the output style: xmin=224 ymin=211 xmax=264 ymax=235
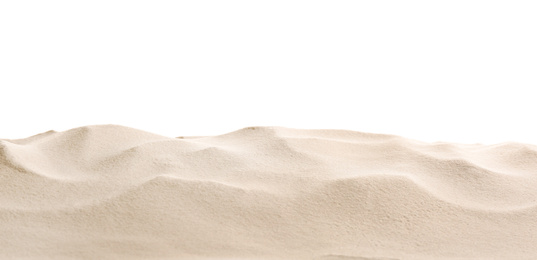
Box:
xmin=1 ymin=125 xmax=537 ymax=260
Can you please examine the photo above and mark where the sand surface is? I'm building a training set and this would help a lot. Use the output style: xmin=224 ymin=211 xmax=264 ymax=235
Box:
xmin=1 ymin=125 xmax=537 ymax=260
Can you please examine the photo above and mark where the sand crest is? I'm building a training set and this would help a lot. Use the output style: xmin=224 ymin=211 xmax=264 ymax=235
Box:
xmin=1 ymin=125 xmax=537 ymax=260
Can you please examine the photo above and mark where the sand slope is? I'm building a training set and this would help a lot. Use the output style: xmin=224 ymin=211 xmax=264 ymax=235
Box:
xmin=1 ymin=125 xmax=537 ymax=260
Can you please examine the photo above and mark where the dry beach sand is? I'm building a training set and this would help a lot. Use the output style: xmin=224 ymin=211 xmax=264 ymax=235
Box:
xmin=1 ymin=125 xmax=537 ymax=260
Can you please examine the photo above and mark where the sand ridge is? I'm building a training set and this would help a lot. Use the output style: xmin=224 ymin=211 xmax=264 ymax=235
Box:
xmin=1 ymin=125 xmax=537 ymax=259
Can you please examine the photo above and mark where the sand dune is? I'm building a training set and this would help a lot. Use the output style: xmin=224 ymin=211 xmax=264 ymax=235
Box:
xmin=1 ymin=125 xmax=537 ymax=260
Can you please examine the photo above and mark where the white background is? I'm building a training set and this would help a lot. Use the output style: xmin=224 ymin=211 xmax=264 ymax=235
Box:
xmin=1 ymin=1 xmax=536 ymax=144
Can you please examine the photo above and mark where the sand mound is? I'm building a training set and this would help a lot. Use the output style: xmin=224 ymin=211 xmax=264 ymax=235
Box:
xmin=1 ymin=125 xmax=537 ymax=260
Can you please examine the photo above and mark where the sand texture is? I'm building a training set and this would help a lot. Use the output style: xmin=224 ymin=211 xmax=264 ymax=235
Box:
xmin=1 ymin=125 xmax=537 ymax=260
